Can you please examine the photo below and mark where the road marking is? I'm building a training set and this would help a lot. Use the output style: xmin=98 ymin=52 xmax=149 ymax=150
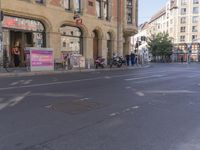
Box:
xmin=45 ymin=105 xmax=52 ymax=109
xmin=146 ymin=90 xmax=196 ymax=94
xmin=131 ymin=106 xmax=139 ymax=109
xmin=104 ymin=76 xmax=111 ymax=79
xmin=79 ymin=98 xmax=89 ymax=101
xmin=0 ymin=92 xmax=30 ymax=110
xmin=123 ymin=108 xmax=131 ymax=112
xmin=136 ymin=91 xmax=145 ymax=96
xmin=0 ymin=77 xmax=103 ymax=91
xmin=0 ymin=71 xmax=169 ymax=91
xmin=31 ymin=93 xmax=79 ymax=97
xmin=22 ymin=80 xmax=32 ymax=85
xmin=10 ymin=82 xmax=19 ymax=86
xmin=125 ymin=75 xmax=165 ymax=81
xmin=9 ymin=92 xmax=30 ymax=107
xmin=110 ymin=112 xmax=120 ymax=117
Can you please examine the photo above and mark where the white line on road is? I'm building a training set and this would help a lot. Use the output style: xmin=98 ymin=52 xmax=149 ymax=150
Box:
xmin=125 ymin=75 xmax=165 ymax=81
xmin=104 ymin=76 xmax=111 ymax=79
xmin=0 ymin=92 xmax=30 ymax=110
xmin=131 ymin=106 xmax=140 ymax=109
xmin=79 ymin=98 xmax=90 ymax=101
xmin=9 ymin=92 xmax=30 ymax=107
xmin=110 ymin=112 xmax=120 ymax=117
xmin=22 ymin=80 xmax=33 ymax=85
xmin=145 ymin=90 xmax=196 ymax=94
xmin=136 ymin=91 xmax=145 ymax=96
xmin=0 ymin=77 xmax=103 ymax=91
xmin=0 ymin=71 xmax=169 ymax=91
xmin=10 ymin=82 xmax=19 ymax=86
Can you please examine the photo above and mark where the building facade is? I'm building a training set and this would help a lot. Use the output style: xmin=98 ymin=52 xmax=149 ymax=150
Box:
xmin=142 ymin=0 xmax=200 ymax=62
xmin=131 ymin=22 xmax=150 ymax=63
xmin=1 ymin=0 xmax=138 ymax=67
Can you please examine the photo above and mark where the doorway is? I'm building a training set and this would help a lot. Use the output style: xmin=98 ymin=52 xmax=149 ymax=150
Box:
xmin=10 ymin=31 xmax=34 ymax=67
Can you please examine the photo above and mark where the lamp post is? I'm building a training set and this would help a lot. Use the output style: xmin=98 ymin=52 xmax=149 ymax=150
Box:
xmin=187 ymin=44 xmax=191 ymax=64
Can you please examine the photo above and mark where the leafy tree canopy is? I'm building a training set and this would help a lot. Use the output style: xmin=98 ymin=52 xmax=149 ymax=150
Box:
xmin=148 ymin=32 xmax=173 ymax=58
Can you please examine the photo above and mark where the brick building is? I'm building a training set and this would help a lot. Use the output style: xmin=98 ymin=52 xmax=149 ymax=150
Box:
xmin=1 ymin=0 xmax=138 ymax=67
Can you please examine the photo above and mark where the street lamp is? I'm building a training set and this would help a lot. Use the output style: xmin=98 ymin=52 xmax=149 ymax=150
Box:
xmin=187 ymin=44 xmax=191 ymax=64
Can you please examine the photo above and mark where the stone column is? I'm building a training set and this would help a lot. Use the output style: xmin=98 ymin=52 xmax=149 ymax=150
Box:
xmin=123 ymin=36 xmax=131 ymax=56
xmin=101 ymin=38 xmax=108 ymax=63
xmin=46 ymin=31 xmax=61 ymax=59
xmin=84 ymin=36 xmax=94 ymax=67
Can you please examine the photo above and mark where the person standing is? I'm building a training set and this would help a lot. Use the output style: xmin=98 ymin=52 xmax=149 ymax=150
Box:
xmin=135 ymin=55 xmax=138 ymax=66
xmin=181 ymin=56 xmax=184 ymax=63
xmin=12 ymin=46 xmax=20 ymax=67
xmin=125 ymin=54 xmax=130 ymax=66
xmin=130 ymin=52 xmax=135 ymax=66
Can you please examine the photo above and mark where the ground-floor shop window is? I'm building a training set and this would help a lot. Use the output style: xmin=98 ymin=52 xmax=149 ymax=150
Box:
xmin=60 ymin=25 xmax=83 ymax=54
xmin=2 ymin=16 xmax=46 ymax=67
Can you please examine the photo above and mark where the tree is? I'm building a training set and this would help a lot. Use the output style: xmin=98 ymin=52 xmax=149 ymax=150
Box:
xmin=148 ymin=32 xmax=173 ymax=62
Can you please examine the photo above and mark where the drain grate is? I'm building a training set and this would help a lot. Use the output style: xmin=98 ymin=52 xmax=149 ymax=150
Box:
xmin=51 ymin=100 xmax=104 ymax=115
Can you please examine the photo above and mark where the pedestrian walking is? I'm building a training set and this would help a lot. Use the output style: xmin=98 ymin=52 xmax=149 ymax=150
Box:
xmin=181 ymin=56 xmax=184 ymax=63
xmin=125 ymin=54 xmax=130 ymax=66
xmin=130 ymin=52 xmax=135 ymax=66
xmin=135 ymin=55 xmax=138 ymax=66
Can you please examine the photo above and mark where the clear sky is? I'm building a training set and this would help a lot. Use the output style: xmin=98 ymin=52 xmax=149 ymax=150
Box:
xmin=139 ymin=0 xmax=167 ymax=24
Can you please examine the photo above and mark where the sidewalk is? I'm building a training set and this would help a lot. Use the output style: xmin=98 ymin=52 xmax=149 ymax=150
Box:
xmin=0 ymin=64 xmax=150 ymax=78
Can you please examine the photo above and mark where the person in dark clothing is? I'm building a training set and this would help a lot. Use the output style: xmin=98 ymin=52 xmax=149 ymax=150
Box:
xmin=125 ymin=54 xmax=130 ymax=66
xmin=12 ymin=46 xmax=20 ymax=67
xmin=181 ymin=56 xmax=184 ymax=63
xmin=130 ymin=52 xmax=135 ymax=66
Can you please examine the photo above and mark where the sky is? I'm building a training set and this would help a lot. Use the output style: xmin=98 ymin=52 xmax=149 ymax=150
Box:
xmin=139 ymin=0 xmax=167 ymax=24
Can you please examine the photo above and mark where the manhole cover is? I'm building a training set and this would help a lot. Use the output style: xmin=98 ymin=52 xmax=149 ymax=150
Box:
xmin=51 ymin=100 xmax=104 ymax=115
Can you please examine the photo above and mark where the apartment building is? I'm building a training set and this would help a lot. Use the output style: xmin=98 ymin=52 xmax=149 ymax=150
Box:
xmin=142 ymin=0 xmax=200 ymax=62
xmin=131 ymin=22 xmax=150 ymax=62
xmin=1 ymin=0 xmax=138 ymax=67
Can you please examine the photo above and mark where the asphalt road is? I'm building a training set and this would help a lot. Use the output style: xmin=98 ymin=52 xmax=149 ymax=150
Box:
xmin=1 ymin=63 xmax=200 ymax=150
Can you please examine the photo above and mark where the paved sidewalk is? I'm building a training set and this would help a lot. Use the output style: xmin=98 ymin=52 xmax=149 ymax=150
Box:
xmin=0 ymin=64 xmax=150 ymax=78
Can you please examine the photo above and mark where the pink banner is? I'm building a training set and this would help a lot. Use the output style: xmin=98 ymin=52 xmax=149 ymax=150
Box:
xmin=31 ymin=50 xmax=53 ymax=67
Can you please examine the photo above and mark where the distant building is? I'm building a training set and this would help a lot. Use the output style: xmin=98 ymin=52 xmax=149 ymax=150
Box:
xmin=1 ymin=0 xmax=138 ymax=67
xmin=135 ymin=0 xmax=200 ymax=62
xmin=131 ymin=22 xmax=150 ymax=62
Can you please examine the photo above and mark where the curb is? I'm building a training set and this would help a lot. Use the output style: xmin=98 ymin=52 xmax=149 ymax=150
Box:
xmin=0 ymin=65 xmax=151 ymax=78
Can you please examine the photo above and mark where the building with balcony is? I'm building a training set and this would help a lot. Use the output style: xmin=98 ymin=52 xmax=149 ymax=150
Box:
xmin=138 ymin=0 xmax=200 ymax=62
xmin=1 ymin=0 xmax=138 ymax=67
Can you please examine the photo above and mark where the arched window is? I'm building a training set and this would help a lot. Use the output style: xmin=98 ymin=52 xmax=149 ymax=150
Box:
xmin=60 ymin=25 xmax=83 ymax=54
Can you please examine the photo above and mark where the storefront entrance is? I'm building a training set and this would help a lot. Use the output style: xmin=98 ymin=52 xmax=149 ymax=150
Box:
xmin=2 ymin=16 xmax=45 ymax=67
xmin=9 ymin=31 xmax=36 ymax=67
